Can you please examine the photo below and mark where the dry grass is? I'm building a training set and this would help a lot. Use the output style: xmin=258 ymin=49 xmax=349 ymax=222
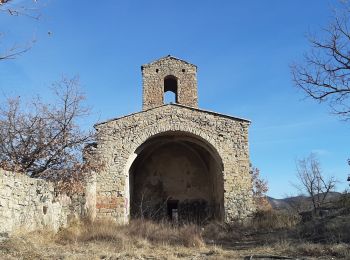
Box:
xmin=1 ymin=215 xmax=350 ymax=259
xmin=201 ymin=221 xmax=243 ymax=242
xmin=272 ymin=240 xmax=350 ymax=259
xmin=249 ymin=209 xmax=301 ymax=231
xmin=57 ymin=218 xmax=205 ymax=248
xmin=125 ymin=219 xmax=205 ymax=247
xmin=294 ymin=242 xmax=350 ymax=258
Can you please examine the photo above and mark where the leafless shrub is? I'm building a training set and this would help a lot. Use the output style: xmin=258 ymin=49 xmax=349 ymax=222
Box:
xmin=336 ymin=190 xmax=350 ymax=209
xmin=294 ymin=153 xmax=337 ymax=215
xmin=297 ymin=213 xmax=350 ymax=243
xmin=132 ymin=191 xmax=169 ymax=220
xmin=250 ymin=165 xmax=271 ymax=211
xmin=250 ymin=210 xmax=301 ymax=231
xmin=0 ymin=77 xmax=102 ymax=192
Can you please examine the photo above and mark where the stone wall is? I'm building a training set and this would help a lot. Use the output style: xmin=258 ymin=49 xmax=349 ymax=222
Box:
xmin=142 ymin=56 xmax=198 ymax=110
xmin=94 ymin=103 xmax=255 ymax=223
xmin=0 ymin=170 xmax=94 ymax=237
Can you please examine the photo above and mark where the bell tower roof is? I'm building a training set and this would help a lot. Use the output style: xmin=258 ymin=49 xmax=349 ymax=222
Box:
xmin=141 ymin=55 xmax=197 ymax=69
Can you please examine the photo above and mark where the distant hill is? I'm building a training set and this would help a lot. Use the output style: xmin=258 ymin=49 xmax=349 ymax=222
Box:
xmin=267 ymin=192 xmax=343 ymax=211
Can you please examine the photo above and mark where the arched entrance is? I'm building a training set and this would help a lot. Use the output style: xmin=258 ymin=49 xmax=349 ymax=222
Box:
xmin=129 ymin=131 xmax=224 ymax=223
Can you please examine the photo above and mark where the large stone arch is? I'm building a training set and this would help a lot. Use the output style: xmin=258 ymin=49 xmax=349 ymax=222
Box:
xmin=124 ymin=129 xmax=225 ymax=222
xmin=119 ymin=119 xmax=227 ymax=220
xmin=124 ymin=122 xmax=224 ymax=167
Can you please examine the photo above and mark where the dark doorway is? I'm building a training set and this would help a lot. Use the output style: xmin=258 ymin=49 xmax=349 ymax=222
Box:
xmin=167 ymin=200 xmax=179 ymax=221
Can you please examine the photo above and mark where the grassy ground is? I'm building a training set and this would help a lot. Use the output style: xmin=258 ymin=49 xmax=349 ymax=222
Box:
xmin=1 ymin=214 xmax=350 ymax=260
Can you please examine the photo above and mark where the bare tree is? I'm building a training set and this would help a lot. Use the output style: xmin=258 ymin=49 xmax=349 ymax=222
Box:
xmin=291 ymin=2 xmax=350 ymax=120
xmin=0 ymin=0 xmax=40 ymax=19
xmin=250 ymin=165 xmax=270 ymax=210
xmin=295 ymin=153 xmax=337 ymax=215
xmin=0 ymin=77 xmax=99 ymax=186
xmin=0 ymin=0 xmax=41 ymax=60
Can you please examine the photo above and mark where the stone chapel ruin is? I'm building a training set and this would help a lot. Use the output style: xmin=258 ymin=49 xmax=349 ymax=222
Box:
xmin=94 ymin=55 xmax=255 ymax=223
xmin=0 ymin=55 xmax=255 ymax=237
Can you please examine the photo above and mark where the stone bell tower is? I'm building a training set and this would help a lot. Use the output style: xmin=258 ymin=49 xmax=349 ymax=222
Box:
xmin=141 ymin=55 xmax=198 ymax=110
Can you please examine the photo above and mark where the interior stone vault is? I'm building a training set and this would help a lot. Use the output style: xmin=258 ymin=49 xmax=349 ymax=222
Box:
xmin=129 ymin=132 xmax=224 ymax=222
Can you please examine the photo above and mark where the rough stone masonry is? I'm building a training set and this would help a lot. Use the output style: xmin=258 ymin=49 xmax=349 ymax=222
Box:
xmin=0 ymin=170 xmax=70 ymax=236
xmin=94 ymin=55 xmax=255 ymax=223
xmin=0 ymin=168 xmax=95 ymax=236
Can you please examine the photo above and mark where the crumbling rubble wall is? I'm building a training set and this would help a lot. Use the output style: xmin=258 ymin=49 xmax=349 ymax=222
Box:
xmin=0 ymin=169 xmax=95 ymax=237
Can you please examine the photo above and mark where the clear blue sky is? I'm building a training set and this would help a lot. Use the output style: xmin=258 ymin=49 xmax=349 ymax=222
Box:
xmin=1 ymin=0 xmax=349 ymax=198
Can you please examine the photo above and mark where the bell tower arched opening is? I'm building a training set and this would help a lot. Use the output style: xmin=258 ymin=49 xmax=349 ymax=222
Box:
xmin=163 ymin=75 xmax=178 ymax=104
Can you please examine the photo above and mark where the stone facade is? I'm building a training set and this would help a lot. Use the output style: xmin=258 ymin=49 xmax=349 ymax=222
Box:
xmin=94 ymin=55 xmax=255 ymax=223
